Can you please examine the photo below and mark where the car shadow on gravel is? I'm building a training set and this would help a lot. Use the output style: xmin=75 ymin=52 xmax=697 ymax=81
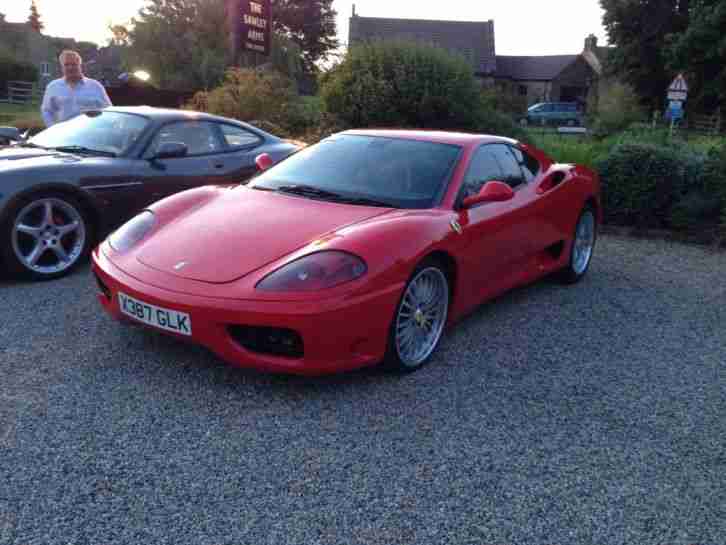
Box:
xmin=107 ymin=271 xmax=578 ymax=405
xmin=0 ymin=262 xmax=93 ymax=288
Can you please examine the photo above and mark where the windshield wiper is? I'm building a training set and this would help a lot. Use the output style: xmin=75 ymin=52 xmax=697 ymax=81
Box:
xmin=52 ymin=145 xmax=116 ymax=158
xmin=275 ymin=184 xmax=344 ymax=200
xmin=274 ymin=184 xmax=396 ymax=207
xmin=334 ymin=196 xmax=398 ymax=208
xmin=14 ymin=142 xmax=47 ymax=149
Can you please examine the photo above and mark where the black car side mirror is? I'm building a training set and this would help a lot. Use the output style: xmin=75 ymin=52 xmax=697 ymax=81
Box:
xmin=153 ymin=142 xmax=188 ymax=160
xmin=0 ymin=127 xmax=23 ymax=142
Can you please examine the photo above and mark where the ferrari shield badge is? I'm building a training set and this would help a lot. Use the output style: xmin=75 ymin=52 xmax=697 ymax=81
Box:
xmin=450 ymin=219 xmax=462 ymax=235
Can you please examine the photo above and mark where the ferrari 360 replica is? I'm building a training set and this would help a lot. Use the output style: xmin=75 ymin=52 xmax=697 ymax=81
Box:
xmin=92 ymin=130 xmax=601 ymax=375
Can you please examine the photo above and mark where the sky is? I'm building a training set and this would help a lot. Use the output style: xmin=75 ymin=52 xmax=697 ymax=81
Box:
xmin=2 ymin=0 xmax=609 ymax=55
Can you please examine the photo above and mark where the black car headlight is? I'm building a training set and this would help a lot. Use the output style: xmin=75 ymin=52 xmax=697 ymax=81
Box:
xmin=256 ymin=251 xmax=367 ymax=292
xmin=108 ymin=211 xmax=156 ymax=253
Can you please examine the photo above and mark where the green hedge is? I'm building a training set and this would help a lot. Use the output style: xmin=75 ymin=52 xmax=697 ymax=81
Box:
xmin=320 ymin=40 xmax=526 ymax=141
xmin=594 ymin=142 xmax=726 ymax=238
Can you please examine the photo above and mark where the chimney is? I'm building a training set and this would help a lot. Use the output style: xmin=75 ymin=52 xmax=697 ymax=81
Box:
xmin=584 ymin=34 xmax=598 ymax=52
xmin=352 ymin=3 xmax=356 ymax=17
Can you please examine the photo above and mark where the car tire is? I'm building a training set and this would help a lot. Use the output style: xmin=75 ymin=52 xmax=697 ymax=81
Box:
xmin=384 ymin=258 xmax=450 ymax=373
xmin=1 ymin=192 xmax=93 ymax=280
xmin=558 ymin=205 xmax=597 ymax=284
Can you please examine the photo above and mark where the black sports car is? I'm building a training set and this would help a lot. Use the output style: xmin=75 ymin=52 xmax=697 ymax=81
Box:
xmin=0 ymin=107 xmax=299 ymax=279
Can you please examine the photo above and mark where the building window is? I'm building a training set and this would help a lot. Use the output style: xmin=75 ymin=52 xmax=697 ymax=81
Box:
xmin=39 ymin=62 xmax=50 ymax=76
xmin=518 ymin=85 xmax=528 ymax=96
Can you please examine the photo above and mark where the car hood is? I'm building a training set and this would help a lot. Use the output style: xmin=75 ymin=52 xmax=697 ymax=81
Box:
xmin=137 ymin=187 xmax=394 ymax=284
xmin=0 ymin=146 xmax=83 ymax=172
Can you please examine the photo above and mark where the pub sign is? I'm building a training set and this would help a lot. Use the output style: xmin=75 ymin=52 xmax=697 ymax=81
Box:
xmin=238 ymin=0 xmax=272 ymax=55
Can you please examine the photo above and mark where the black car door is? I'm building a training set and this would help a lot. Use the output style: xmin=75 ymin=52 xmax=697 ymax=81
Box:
xmin=212 ymin=123 xmax=266 ymax=184
xmin=136 ymin=120 xmax=228 ymax=205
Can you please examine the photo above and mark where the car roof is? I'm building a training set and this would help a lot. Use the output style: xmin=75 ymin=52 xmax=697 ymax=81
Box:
xmin=341 ymin=129 xmax=518 ymax=147
xmin=102 ymin=106 xmax=274 ymax=134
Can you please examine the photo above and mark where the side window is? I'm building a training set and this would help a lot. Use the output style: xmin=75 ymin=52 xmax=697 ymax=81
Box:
xmin=509 ymin=146 xmax=541 ymax=183
xmin=148 ymin=121 xmax=223 ymax=157
xmin=220 ymin=124 xmax=261 ymax=149
xmin=490 ymin=144 xmax=525 ymax=188
xmin=463 ymin=147 xmax=503 ymax=196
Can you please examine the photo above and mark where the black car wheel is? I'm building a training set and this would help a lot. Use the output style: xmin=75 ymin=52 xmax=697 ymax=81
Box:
xmin=1 ymin=192 xmax=92 ymax=280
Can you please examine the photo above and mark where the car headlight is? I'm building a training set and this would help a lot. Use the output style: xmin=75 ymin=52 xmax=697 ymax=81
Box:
xmin=108 ymin=211 xmax=156 ymax=252
xmin=256 ymin=251 xmax=367 ymax=292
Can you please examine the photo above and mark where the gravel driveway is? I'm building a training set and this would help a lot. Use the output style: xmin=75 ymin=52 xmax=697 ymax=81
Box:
xmin=1 ymin=235 xmax=725 ymax=545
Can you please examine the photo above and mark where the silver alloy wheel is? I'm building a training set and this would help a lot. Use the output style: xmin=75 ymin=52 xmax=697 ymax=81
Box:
xmin=395 ymin=267 xmax=449 ymax=368
xmin=11 ymin=198 xmax=86 ymax=276
xmin=572 ymin=210 xmax=596 ymax=275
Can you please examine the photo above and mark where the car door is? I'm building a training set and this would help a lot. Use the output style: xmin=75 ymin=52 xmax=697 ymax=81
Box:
xmin=212 ymin=123 xmax=266 ymax=184
xmin=454 ymin=145 xmax=527 ymax=302
xmin=511 ymin=144 xmax=577 ymax=251
xmin=136 ymin=120 xmax=227 ymax=205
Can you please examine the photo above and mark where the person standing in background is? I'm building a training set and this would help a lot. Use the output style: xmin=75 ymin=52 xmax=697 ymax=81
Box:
xmin=41 ymin=50 xmax=112 ymax=127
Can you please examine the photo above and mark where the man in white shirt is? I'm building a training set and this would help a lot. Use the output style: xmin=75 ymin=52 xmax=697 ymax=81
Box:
xmin=41 ymin=50 xmax=113 ymax=127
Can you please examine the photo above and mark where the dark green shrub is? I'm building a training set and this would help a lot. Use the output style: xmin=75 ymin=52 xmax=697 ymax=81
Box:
xmin=594 ymin=143 xmax=708 ymax=228
xmin=701 ymin=145 xmax=726 ymax=241
xmin=0 ymin=54 xmax=38 ymax=96
xmin=185 ymin=68 xmax=304 ymax=136
xmin=669 ymin=191 xmax=722 ymax=231
xmin=320 ymin=40 xmax=486 ymax=132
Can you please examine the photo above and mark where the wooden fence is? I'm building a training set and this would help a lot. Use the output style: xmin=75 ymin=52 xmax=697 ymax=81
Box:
xmin=0 ymin=81 xmax=39 ymax=105
xmin=688 ymin=110 xmax=722 ymax=135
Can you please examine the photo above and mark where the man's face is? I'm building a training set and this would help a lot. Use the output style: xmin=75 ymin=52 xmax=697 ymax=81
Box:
xmin=61 ymin=57 xmax=82 ymax=81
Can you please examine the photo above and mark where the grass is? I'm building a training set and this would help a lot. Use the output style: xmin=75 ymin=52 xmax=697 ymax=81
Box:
xmin=529 ymin=126 xmax=726 ymax=168
xmin=0 ymin=101 xmax=44 ymax=130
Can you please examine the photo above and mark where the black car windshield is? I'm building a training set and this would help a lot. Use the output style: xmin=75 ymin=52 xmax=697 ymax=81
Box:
xmin=30 ymin=111 xmax=150 ymax=156
xmin=249 ymin=135 xmax=461 ymax=209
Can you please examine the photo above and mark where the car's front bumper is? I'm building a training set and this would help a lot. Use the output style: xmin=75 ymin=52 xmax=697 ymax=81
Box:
xmin=91 ymin=247 xmax=403 ymax=376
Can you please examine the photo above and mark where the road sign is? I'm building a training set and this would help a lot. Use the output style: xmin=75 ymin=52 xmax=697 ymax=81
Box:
xmin=667 ymin=74 xmax=688 ymax=101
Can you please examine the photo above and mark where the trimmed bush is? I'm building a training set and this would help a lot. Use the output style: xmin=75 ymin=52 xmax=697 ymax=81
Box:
xmin=594 ymin=143 xmax=707 ymax=229
xmin=320 ymin=40 xmax=526 ymax=141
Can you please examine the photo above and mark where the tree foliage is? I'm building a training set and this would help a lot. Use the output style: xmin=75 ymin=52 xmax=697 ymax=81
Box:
xmin=667 ymin=0 xmax=726 ymax=111
xmin=600 ymin=0 xmax=690 ymax=110
xmin=272 ymin=0 xmax=338 ymax=72
xmin=119 ymin=0 xmax=336 ymax=90
xmin=27 ymin=0 xmax=44 ymax=33
xmin=320 ymin=40 xmax=527 ymax=141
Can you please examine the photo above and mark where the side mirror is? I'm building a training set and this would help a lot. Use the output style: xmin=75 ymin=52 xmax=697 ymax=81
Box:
xmin=255 ymin=152 xmax=273 ymax=171
xmin=462 ymin=181 xmax=514 ymax=208
xmin=153 ymin=142 xmax=188 ymax=160
xmin=0 ymin=127 xmax=22 ymax=142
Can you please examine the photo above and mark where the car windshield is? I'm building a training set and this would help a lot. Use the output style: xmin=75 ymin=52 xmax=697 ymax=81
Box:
xmin=30 ymin=111 xmax=150 ymax=156
xmin=249 ymin=135 xmax=461 ymax=209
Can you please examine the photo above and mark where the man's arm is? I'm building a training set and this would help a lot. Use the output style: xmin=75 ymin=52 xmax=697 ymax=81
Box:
xmin=95 ymin=81 xmax=112 ymax=108
xmin=40 ymin=83 xmax=57 ymax=127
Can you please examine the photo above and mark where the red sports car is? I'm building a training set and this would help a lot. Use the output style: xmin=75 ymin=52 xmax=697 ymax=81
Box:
xmin=92 ymin=130 xmax=601 ymax=375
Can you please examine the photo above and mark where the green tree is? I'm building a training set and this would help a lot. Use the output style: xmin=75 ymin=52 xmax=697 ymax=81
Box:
xmin=125 ymin=0 xmax=310 ymax=90
xmin=272 ymin=0 xmax=338 ymax=72
xmin=600 ymin=0 xmax=690 ymax=110
xmin=667 ymin=0 xmax=726 ymax=111
xmin=27 ymin=0 xmax=44 ymax=33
